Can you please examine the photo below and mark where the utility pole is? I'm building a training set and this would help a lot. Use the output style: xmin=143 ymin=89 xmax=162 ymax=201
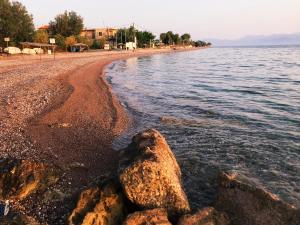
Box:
xmin=121 ymin=30 xmax=123 ymax=45
xmin=124 ymin=29 xmax=126 ymax=43
xmin=116 ymin=31 xmax=118 ymax=49
xmin=133 ymin=23 xmax=137 ymax=49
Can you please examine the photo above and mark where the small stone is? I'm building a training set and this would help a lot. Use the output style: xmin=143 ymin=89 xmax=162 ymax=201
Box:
xmin=124 ymin=208 xmax=171 ymax=225
xmin=178 ymin=207 xmax=230 ymax=225
xmin=0 ymin=157 xmax=59 ymax=200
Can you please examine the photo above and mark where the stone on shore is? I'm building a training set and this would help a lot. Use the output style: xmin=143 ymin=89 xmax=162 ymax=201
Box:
xmin=0 ymin=158 xmax=59 ymax=200
xmin=0 ymin=214 xmax=40 ymax=225
xmin=177 ymin=207 xmax=230 ymax=225
xmin=123 ymin=208 xmax=171 ymax=225
xmin=119 ymin=129 xmax=190 ymax=217
xmin=68 ymin=181 xmax=125 ymax=225
xmin=215 ymin=171 xmax=300 ymax=225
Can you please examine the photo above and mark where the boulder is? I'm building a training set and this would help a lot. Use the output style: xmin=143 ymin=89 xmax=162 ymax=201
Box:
xmin=0 ymin=158 xmax=59 ymax=200
xmin=215 ymin=171 xmax=300 ymax=225
xmin=177 ymin=207 xmax=230 ymax=225
xmin=68 ymin=181 xmax=125 ymax=225
xmin=119 ymin=129 xmax=190 ymax=217
xmin=123 ymin=208 xmax=171 ymax=225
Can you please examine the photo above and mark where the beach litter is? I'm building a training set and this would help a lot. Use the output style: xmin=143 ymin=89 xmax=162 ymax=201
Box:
xmin=0 ymin=200 xmax=10 ymax=217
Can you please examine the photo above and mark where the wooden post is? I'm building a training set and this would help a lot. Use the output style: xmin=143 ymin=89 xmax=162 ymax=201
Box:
xmin=53 ymin=46 xmax=55 ymax=60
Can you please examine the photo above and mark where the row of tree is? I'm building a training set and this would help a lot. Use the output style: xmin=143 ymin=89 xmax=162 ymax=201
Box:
xmin=160 ymin=32 xmax=191 ymax=45
xmin=116 ymin=26 xmax=156 ymax=48
xmin=34 ymin=10 xmax=93 ymax=50
xmin=0 ymin=0 xmax=210 ymax=50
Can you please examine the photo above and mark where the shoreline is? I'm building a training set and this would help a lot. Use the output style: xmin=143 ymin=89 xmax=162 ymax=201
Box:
xmin=0 ymin=47 xmax=206 ymax=223
xmin=1 ymin=46 xmax=299 ymax=225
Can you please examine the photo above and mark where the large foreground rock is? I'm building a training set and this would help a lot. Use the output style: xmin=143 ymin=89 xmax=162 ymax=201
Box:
xmin=215 ymin=171 xmax=300 ymax=225
xmin=124 ymin=208 xmax=171 ymax=225
xmin=119 ymin=129 xmax=190 ymax=217
xmin=68 ymin=181 xmax=125 ymax=225
xmin=178 ymin=207 xmax=230 ymax=225
xmin=0 ymin=158 xmax=58 ymax=200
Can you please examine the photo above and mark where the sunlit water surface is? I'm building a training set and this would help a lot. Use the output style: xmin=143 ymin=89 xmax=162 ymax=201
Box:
xmin=105 ymin=47 xmax=300 ymax=209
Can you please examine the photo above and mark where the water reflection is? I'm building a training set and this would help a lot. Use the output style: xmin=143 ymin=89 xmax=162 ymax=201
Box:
xmin=106 ymin=47 xmax=300 ymax=209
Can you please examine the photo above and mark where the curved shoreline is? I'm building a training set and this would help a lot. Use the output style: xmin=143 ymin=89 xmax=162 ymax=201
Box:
xmin=27 ymin=50 xmax=186 ymax=182
xmin=0 ymin=48 xmax=207 ymax=224
xmin=1 ymin=47 xmax=300 ymax=225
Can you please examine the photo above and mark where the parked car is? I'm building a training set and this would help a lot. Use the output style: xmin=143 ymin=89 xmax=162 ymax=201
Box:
xmin=22 ymin=48 xmax=36 ymax=55
xmin=33 ymin=48 xmax=44 ymax=54
xmin=4 ymin=47 xmax=21 ymax=54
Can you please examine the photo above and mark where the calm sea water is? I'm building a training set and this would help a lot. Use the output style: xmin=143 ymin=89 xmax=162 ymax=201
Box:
xmin=105 ymin=47 xmax=300 ymax=209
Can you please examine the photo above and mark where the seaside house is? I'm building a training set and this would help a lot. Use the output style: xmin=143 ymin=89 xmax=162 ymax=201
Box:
xmin=37 ymin=25 xmax=50 ymax=32
xmin=80 ymin=28 xmax=118 ymax=47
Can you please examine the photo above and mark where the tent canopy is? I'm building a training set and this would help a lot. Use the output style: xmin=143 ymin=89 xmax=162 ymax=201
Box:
xmin=20 ymin=42 xmax=56 ymax=48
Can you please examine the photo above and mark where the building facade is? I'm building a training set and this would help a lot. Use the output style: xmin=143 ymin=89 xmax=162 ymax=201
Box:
xmin=80 ymin=28 xmax=118 ymax=40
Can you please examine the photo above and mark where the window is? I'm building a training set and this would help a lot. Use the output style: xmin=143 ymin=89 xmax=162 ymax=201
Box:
xmin=99 ymin=32 xmax=103 ymax=37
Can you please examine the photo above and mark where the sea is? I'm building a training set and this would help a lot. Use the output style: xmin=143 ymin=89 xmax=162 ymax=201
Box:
xmin=105 ymin=46 xmax=300 ymax=209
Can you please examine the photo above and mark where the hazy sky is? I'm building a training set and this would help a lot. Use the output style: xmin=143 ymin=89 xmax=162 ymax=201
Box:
xmin=19 ymin=0 xmax=300 ymax=40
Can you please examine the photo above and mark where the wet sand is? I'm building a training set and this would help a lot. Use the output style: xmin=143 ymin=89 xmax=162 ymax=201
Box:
xmin=1 ymin=49 xmax=176 ymax=174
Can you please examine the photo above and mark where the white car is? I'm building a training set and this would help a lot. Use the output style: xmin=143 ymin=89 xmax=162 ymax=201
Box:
xmin=33 ymin=48 xmax=44 ymax=54
xmin=22 ymin=48 xmax=36 ymax=55
xmin=4 ymin=47 xmax=21 ymax=54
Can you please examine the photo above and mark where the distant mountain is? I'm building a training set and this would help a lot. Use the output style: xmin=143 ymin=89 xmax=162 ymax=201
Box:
xmin=209 ymin=33 xmax=300 ymax=46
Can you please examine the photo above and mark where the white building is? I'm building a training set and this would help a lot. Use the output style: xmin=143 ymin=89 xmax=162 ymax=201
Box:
xmin=125 ymin=42 xmax=137 ymax=50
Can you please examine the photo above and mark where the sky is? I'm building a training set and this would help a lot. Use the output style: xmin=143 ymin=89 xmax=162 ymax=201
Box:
xmin=18 ymin=0 xmax=300 ymax=40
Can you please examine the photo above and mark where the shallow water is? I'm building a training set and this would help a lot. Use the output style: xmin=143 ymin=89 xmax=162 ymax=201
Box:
xmin=105 ymin=47 xmax=300 ymax=209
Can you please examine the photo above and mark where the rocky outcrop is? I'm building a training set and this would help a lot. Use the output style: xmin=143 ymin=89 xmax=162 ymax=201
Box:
xmin=215 ymin=171 xmax=300 ymax=225
xmin=178 ymin=207 xmax=230 ymax=225
xmin=68 ymin=181 xmax=125 ymax=225
xmin=3 ymin=131 xmax=299 ymax=225
xmin=0 ymin=158 xmax=59 ymax=200
xmin=123 ymin=208 xmax=171 ymax=225
xmin=119 ymin=129 xmax=190 ymax=217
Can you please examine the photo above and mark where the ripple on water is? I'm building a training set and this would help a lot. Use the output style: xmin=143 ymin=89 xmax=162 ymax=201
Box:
xmin=106 ymin=46 xmax=300 ymax=208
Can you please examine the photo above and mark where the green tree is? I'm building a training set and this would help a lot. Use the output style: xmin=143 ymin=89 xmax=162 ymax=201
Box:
xmin=166 ymin=31 xmax=175 ymax=45
xmin=90 ymin=38 xmax=106 ymax=49
xmin=173 ymin=34 xmax=181 ymax=45
xmin=160 ymin=31 xmax=176 ymax=45
xmin=127 ymin=26 xmax=137 ymax=42
xmin=160 ymin=33 xmax=167 ymax=44
xmin=0 ymin=0 xmax=35 ymax=46
xmin=76 ymin=35 xmax=92 ymax=47
xmin=91 ymin=39 xmax=100 ymax=49
xmin=54 ymin=34 xmax=65 ymax=50
xmin=181 ymin=33 xmax=191 ymax=45
xmin=136 ymin=31 xmax=155 ymax=48
xmin=116 ymin=28 xmax=127 ymax=44
xmin=194 ymin=40 xmax=212 ymax=47
xmin=34 ymin=30 xmax=49 ymax=43
xmin=49 ymin=11 xmax=84 ymax=37
xmin=65 ymin=35 xmax=77 ymax=47
xmin=116 ymin=26 xmax=139 ymax=45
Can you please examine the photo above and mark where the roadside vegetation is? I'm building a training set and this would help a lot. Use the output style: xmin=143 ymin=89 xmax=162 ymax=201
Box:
xmin=0 ymin=0 xmax=35 ymax=46
xmin=0 ymin=0 xmax=211 ymax=52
